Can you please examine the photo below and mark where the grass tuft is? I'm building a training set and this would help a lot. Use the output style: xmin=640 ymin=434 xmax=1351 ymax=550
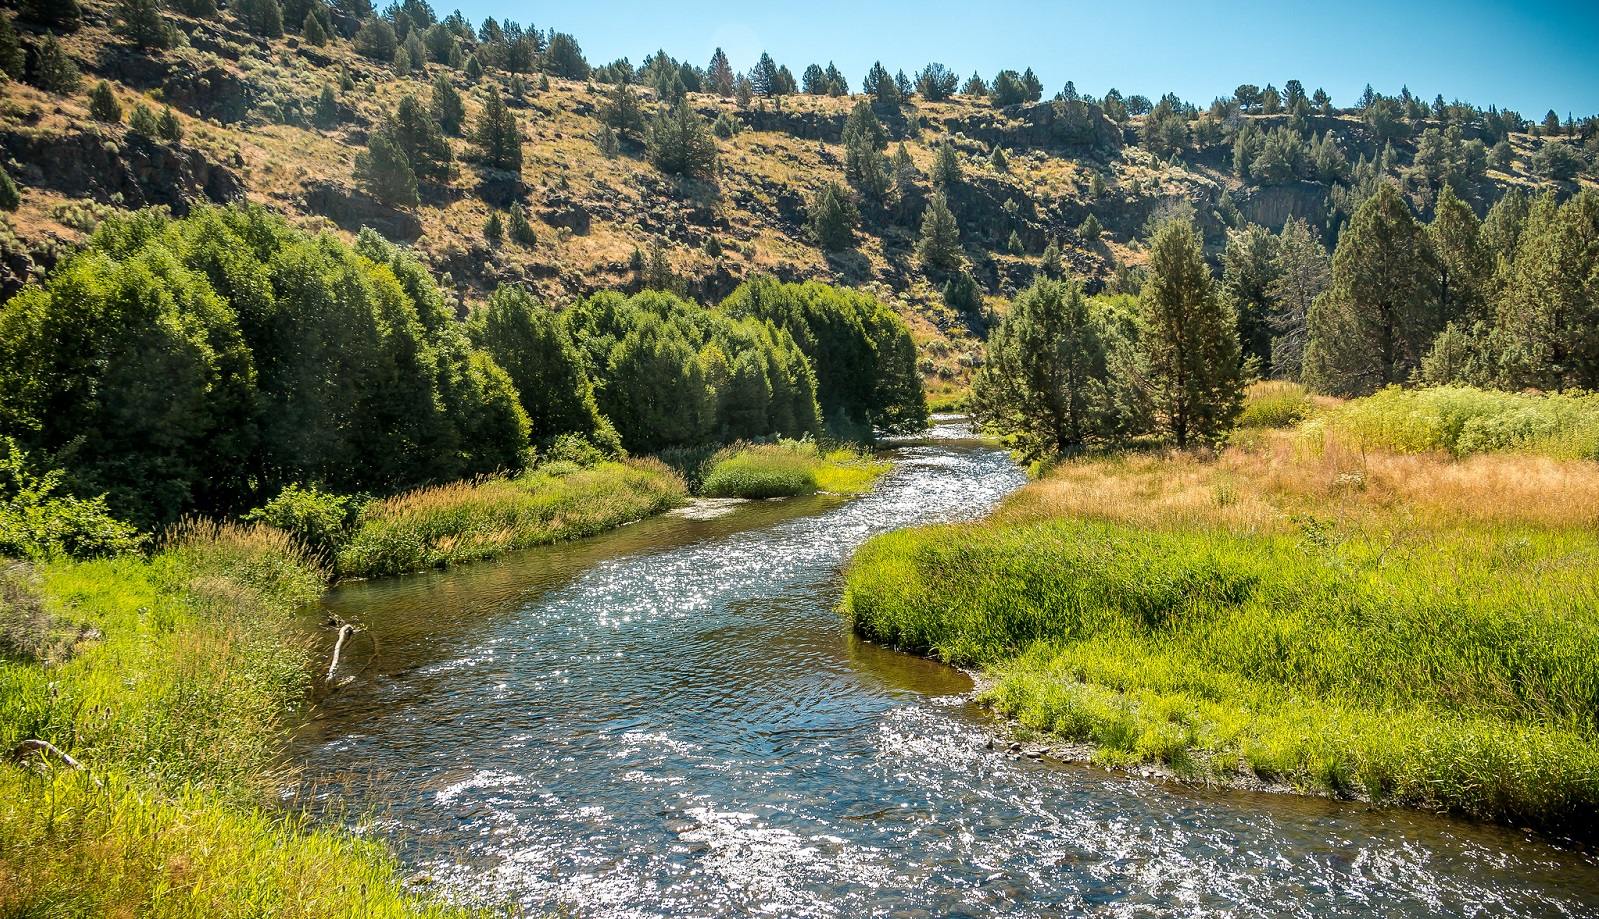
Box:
xmin=698 ymin=440 xmax=891 ymax=499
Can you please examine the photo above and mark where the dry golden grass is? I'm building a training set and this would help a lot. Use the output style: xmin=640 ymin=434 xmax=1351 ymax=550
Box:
xmin=1006 ymin=427 xmax=1599 ymax=535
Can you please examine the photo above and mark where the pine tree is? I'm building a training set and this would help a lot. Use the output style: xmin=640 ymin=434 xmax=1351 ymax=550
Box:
xmin=1304 ymin=184 xmax=1441 ymax=395
xmin=339 ymin=64 xmax=355 ymax=92
xmin=431 ymin=73 xmax=465 ymax=135
xmin=1007 ymin=230 xmax=1025 ymax=254
xmin=647 ymin=99 xmax=718 ymax=179
xmin=595 ymin=124 xmax=620 ymax=157
xmin=114 ymin=0 xmax=176 ymax=49
xmin=1139 ymin=218 xmax=1245 ymax=447
xmin=971 ymin=278 xmax=1115 ymax=456
xmin=749 ymin=52 xmax=779 ymax=97
xmin=707 ymin=47 xmax=735 ymax=97
xmin=943 ymin=270 xmax=982 ymax=314
xmin=0 ymin=16 xmax=22 ymax=82
xmin=30 ymin=36 xmax=80 ymax=94
xmin=931 ymin=141 xmax=962 ymax=187
xmin=841 ymin=101 xmax=889 ymax=201
xmin=471 ymin=87 xmax=522 ymax=172
xmin=354 ymin=130 xmax=419 ymax=207
xmin=917 ymin=191 xmax=961 ymax=271
xmin=1495 ymin=190 xmax=1599 ymax=390
xmin=88 ymin=80 xmax=122 ymax=122
xmin=463 ymin=53 xmax=482 ymax=80
xmin=314 ymin=82 xmax=339 ymax=128
xmin=809 ymin=180 xmax=858 ymax=251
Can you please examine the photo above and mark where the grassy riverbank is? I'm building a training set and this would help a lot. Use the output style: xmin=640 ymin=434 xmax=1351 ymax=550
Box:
xmin=333 ymin=460 xmax=687 ymax=578
xmin=843 ymin=389 xmax=1599 ymax=832
xmin=0 ymin=523 xmax=474 ymax=917
xmin=697 ymin=441 xmax=893 ymax=499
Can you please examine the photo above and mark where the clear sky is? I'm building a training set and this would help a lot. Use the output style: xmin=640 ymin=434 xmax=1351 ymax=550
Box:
xmin=446 ymin=0 xmax=1597 ymax=119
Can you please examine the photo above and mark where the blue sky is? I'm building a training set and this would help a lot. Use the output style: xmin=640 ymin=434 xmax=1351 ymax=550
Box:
xmin=447 ymin=0 xmax=1597 ymax=118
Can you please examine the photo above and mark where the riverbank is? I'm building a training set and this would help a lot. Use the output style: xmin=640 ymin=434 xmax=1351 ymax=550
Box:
xmin=843 ymin=392 xmax=1599 ymax=834
xmin=0 ymin=522 xmax=478 ymax=917
xmin=335 ymin=459 xmax=688 ymax=578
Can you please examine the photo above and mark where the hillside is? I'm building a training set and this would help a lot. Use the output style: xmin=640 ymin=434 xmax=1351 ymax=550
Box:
xmin=0 ymin=0 xmax=1594 ymax=400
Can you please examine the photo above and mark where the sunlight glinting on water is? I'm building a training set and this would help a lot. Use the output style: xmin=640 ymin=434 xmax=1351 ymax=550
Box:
xmin=291 ymin=421 xmax=1599 ymax=918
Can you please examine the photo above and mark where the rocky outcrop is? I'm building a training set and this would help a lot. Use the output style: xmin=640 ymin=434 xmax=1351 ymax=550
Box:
xmin=301 ymin=180 xmax=422 ymax=241
xmin=0 ymin=128 xmax=244 ymax=213
xmin=1239 ymin=183 xmax=1331 ymax=229
xmin=97 ymin=49 xmax=256 ymax=124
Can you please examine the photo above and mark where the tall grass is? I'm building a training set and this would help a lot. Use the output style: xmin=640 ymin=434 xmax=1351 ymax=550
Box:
xmin=336 ymin=459 xmax=687 ymax=577
xmin=1317 ymin=385 xmax=1599 ymax=459
xmin=843 ymin=410 xmax=1599 ymax=831
xmin=1236 ymin=381 xmax=1312 ymax=429
xmin=0 ymin=523 xmax=475 ymax=917
xmin=698 ymin=440 xmax=891 ymax=499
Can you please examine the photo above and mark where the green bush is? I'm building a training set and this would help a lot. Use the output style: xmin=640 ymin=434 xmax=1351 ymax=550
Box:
xmin=700 ymin=444 xmax=819 ymax=498
xmin=1237 ymin=381 xmax=1311 ymax=428
xmin=0 ymin=439 xmax=142 ymax=560
xmin=242 ymin=484 xmax=362 ymax=559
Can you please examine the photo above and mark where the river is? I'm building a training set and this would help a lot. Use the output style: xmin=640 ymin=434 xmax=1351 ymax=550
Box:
xmin=288 ymin=419 xmax=1599 ymax=917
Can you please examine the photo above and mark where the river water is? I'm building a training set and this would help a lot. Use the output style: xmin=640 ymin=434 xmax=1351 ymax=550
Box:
xmin=288 ymin=420 xmax=1599 ymax=917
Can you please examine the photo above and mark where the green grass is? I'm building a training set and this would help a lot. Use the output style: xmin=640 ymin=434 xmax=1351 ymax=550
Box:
xmin=1236 ymin=381 xmax=1312 ymax=429
xmin=842 ymin=417 xmax=1599 ymax=831
xmin=1316 ymin=385 xmax=1599 ymax=459
xmin=335 ymin=459 xmax=687 ymax=578
xmin=0 ymin=523 xmax=475 ymax=917
xmin=698 ymin=440 xmax=891 ymax=499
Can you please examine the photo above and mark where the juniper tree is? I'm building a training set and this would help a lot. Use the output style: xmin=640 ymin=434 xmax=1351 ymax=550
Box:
xmin=600 ymin=81 xmax=645 ymax=142
xmin=749 ymin=52 xmax=779 ymax=97
xmin=971 ymin=278 xmax=1115 ymax=456
xmin=916 ymin=63 xmax=957 ymax=102
xmin=0 ymin=166 xmax=19 ymax=212
xmin=508 ymin=202 xmax=536 ymax=246
xmin=989 ymin=144 xmax=1008 ymax=173
xmin=1078 ymin=213 xmax=1101 ymax=242
xmin=128 ymin=101 xmax=158 ymax=135
xmin=647 ymin=99 xmax=717 ymax=179
xmin=239 ymin=0 xmax=283 ymax=38
xmin=354 ymin=130 xmax=419 ymax=207
xmin=390 ymin=93 xmax=452 ymax=180
xmin=472 ymin=87 xmax=522 ymax=172
xmin=1139 ymin=218 xmax=1245 ymax=447
xmin=431 ymin=73 xmax=464 ymax=135
xmin=1429 ymin=183 xmax=1490 ymax=326
xmin=314 ymin=82 xmax=339 ymax=128
xmin=706 ymin=48 xmax=734 ymax=97
xmin=87 ymin=80 xmax=122 ymax=122
xmin=822 ymin=62 xmax=847 ymax=96
xmin=809 ymin=181 xmax=858 ymax=251
xmin=862 ymin=61 xmax=896 ymax=104
xmin=483 ymin=210 xmax=503 ymax=244
xmin=19 ymin=0 xmax=82 ymax=29
xmin=355 ymin=20 xmax=397 ymax=60
xmin=1266 ymin=218 xmax=1330 ymax=380
xmin=1494 ymin=190 xmax=1599 ymax=390
xmin=30 ymin=36 xmax=80 ymax=94
xmin=1040 ymin=241 xmax=1062 ymax=277
xmin=0 ymin=16 xmax=21 ymax=82
xmin=1304 ymin=184 xmax=1441 ymax=395
xmin=943 ymin=270 xmax=982 ymax=314
xmin=114 ymin=0 xmax=176 ymax=49
xmin=156 ymin=105 xmax=181 ymax=142
xmin=917 ymin=191 xmax=961 ymax=271
xmin=302 ymin=10 xmax=327 ymax=45
xmin=1220 ymin=224 xmax=1283 ymax=370
xmin=931 ymin=141 xmax=961 ymax=187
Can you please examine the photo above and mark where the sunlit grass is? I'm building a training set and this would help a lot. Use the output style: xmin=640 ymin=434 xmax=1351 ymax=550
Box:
xmin=336 ymin=460 xmax=687 ymax=577
xmin=0 ymin=524 xmax=477 ymax=917
xmin=698 ymin=440 xmax=891 ymax=499
xmin=843 ymin=391 xmax=1599 ymax=831
xmin=1316 ymin=385 xmax=1599 ymax=460
xmin=1236 ymin=380 xmax=1312 ymax=429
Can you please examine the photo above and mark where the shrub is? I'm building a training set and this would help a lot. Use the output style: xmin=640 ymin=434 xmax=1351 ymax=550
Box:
xmin=0 ymin=439 xmax=143 ymax=560
xmin=1237 ymin=381 xmax=1310 ymax=428
xmin=242 ymin=484 xmax=362 ymax=559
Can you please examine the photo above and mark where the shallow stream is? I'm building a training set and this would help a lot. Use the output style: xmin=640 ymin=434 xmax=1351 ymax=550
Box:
xmin=289 ymin=419 xmax=1599 ymax=917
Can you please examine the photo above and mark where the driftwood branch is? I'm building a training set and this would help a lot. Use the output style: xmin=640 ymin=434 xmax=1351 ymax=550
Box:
xmin=326 ymin=623 xmax=358 ymax=683
xmin=7 ymin=739 xmax=101 ymax=785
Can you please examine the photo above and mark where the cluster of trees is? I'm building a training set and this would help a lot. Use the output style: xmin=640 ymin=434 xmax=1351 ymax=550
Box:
xmin=0 ymin=206 xmax=926 ymax=525
xmin=972 ymin=219 xmax=1244 ymax=455
xmin=1306 ymin=185 xmax=1599 ymax=396
xmin=0 ymin=205 xmax=529 ymax=526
